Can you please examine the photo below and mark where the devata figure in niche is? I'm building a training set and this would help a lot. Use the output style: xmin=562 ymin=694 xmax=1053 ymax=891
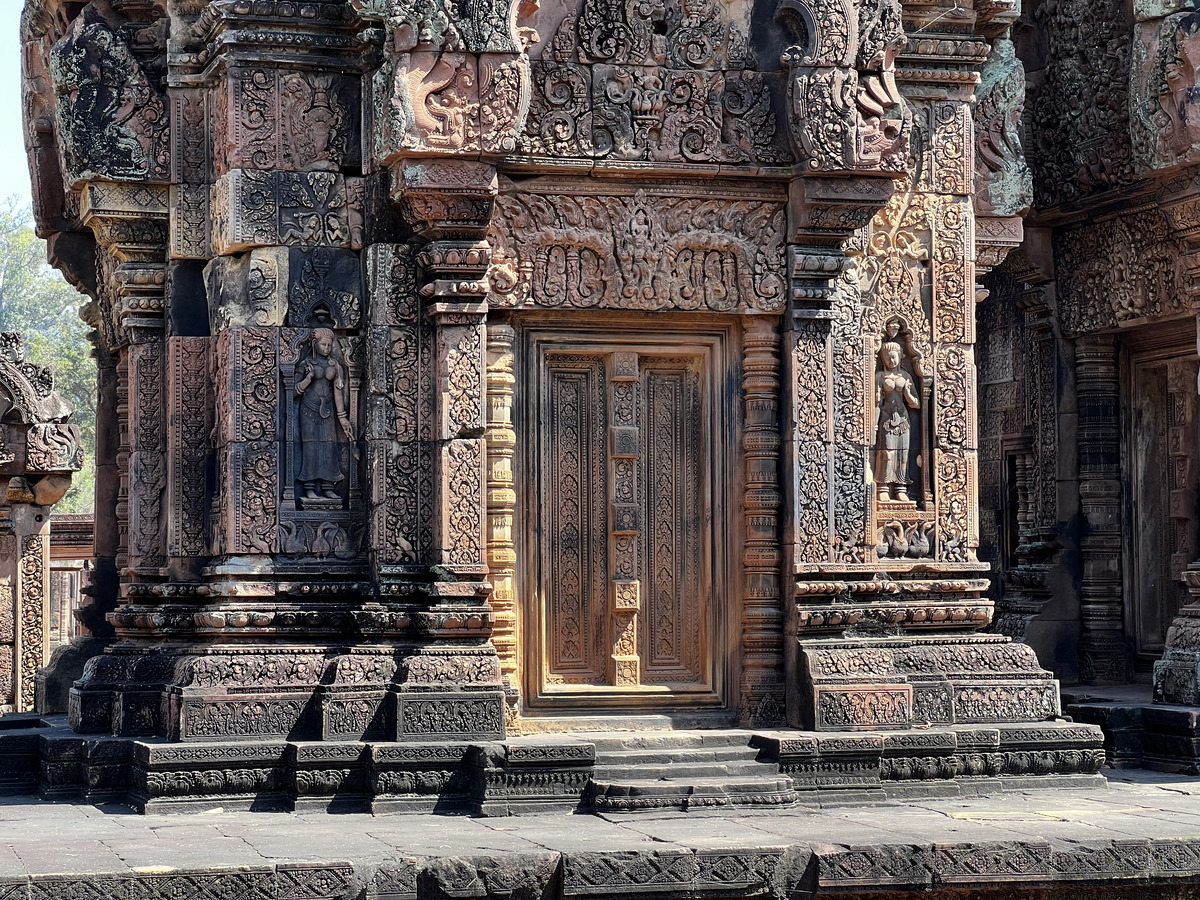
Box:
xmin=874 ymin=331 xmax=921 ymax=502
xmin=295 ymin=328 xmax=351 ymax=502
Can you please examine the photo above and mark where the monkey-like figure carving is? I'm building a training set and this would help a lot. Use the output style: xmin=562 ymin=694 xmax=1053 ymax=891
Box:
xmin=874 ymin=336 xmax=920 ymax=502
xmin=295 ymin=328 xmax=352 ymax=502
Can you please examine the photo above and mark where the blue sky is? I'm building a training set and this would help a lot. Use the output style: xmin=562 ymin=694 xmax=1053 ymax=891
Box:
xmin=2 ymin=3 xmax=34 ymax=210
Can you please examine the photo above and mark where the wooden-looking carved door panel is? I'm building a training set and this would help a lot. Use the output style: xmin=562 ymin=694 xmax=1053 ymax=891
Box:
xmin=530 ymin=336 xmax=720 ymax=709
xmin=1128 ymin=349 xmax=1200 ymax=671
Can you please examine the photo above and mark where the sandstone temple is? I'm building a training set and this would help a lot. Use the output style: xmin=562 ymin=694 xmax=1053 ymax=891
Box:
xmin=0 ymin=0 xmax=1197 ymax=827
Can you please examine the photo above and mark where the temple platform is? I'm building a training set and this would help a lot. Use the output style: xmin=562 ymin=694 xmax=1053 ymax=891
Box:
xmin=0 ymin=717 xmax=1106 ymax=814
xmin=1 ymin=769 xmax=1200 ymax=898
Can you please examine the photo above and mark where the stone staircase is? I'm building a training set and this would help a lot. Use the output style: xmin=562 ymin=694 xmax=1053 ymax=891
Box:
xmin=584 ymin=731 xmax=798 ymax=811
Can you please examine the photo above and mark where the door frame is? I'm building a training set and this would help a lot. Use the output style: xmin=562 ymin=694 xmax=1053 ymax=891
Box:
xmin=1120 ymin=318 xmax=1199 ymax=676
xmin=514 ymin=314 xmax=742 ymax=720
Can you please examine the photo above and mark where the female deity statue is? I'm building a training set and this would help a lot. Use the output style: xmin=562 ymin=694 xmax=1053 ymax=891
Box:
xmin=874 ymin=339 xmax=921 ymax=502
xmin=295 ymin=327 xmax=352 ymax=501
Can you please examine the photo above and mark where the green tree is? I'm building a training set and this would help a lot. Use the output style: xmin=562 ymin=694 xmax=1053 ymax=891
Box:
xmin=0 ymin=197 xmax=96 ymax=514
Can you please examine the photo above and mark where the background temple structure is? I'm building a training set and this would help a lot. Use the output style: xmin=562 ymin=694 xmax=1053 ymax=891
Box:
xmin=0 ymin=0 xmax=1195 ymax=821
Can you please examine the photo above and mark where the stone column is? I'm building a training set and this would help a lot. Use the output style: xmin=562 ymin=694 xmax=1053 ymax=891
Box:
xmin=741 ymin=315 xmax=785 ymax=727
xmin=1075 ymin=335 xmax=1127 ymax=684
xmin=0 ymin=510 xmax=48 ymax=714
xmin=486 ymin=319 xmax=519 ymax=723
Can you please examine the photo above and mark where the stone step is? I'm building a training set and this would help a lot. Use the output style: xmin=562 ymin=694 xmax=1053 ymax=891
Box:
xmin=590 ymin=775 xmax=798 ymax=812
xmin=592 ymin=762 xmax=768 ymax=781
xmin=591 ymin=746 xmax=765 ymax=766
xmin=585 ymin=731 xmax=759 ymax=752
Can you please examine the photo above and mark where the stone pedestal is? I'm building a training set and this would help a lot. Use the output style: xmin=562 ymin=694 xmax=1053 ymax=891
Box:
xmin=1154 ymin=565 xmax=1200 ymax=704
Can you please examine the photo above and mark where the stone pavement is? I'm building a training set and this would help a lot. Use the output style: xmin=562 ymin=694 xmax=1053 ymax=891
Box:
xmin=4 ymin=771 xmax=1200 ymax=898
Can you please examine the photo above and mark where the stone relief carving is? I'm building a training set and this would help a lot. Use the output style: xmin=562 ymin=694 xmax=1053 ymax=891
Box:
xmin=1055 ymin=207 xmax=1183 ymax=335
xmin=1030 ymin=0 xmax=1135 ymax=206
xmin=49 ymin=6 xmax=169 ymax=184
xmin=487 ymin=183 xmax=787 ymax=313
xmin=777 ymin=0 xmax=911 ymax=173
xmin=873 ymin=321 xmax=921 ymax=503
xmin=1132 ymin=9 xmax=1200 ymax=169
xmin=294 ymin=328 xmax=353 ymax=504
xmin=973 ymin=35 xmax=1032 ymax=217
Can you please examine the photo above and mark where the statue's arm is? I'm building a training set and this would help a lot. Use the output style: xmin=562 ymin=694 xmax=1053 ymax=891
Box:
xmin=334 ymin=364 xmax=352 ymax=438
xmin=295 ymin=360 xmax=313 ymax=395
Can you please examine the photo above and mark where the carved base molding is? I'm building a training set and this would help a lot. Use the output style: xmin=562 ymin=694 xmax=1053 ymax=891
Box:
xmin=796 ymin=633 xmax=1065 ymax=732
xmin=1 ymin=715 xmax=1103 ymax=814
xmin=1153 ymin=568 xmax=1200 ymax=706
xmin=68 ymin=644 xmax=505 ymax=743
xmin=1071 ymin=687 xmax=1200 ymax=776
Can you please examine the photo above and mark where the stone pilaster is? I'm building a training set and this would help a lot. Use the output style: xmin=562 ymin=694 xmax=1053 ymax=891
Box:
xmin=390 ymin=159 xmax=504 ymax=740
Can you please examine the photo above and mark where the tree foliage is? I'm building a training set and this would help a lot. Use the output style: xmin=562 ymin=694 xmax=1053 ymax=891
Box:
xmin=0 ymin=198 xmax=96 ymax=513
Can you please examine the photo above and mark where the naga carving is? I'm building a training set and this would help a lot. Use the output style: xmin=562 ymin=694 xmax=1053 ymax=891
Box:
xmin=973 ymin=35 xmax=1032 ymax=217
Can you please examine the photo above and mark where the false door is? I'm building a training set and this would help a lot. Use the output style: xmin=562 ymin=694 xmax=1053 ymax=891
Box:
xmin=525 ymin=330 xmax=729 ymax=711
xmin=1126 ymin=342 xmax=1199 ymax=674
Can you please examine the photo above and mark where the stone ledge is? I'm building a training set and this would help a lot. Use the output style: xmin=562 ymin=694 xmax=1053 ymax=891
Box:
xmin=2 ymin=772 xmax=1200 ymax=898
xmin=0 ymin=719 xmax=1108 ymax=814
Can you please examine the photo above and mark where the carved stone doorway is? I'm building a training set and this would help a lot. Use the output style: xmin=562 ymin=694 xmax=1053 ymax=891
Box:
xmin=1123 ymin=326 xmax=1200 ymax=676
xmin=519 ymin=323 xmax=736 ymax=718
